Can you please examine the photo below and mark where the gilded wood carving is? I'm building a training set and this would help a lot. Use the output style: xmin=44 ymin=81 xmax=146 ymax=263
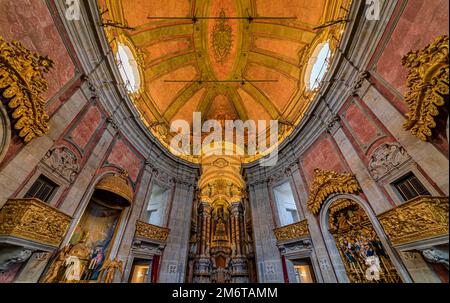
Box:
xmin=307 ymin=169 xmax=362 ymax=214
xmin=0 ymin=198 xmax=71 ymax=247
xmin=0 ymin=36 xmax=53 ymax=143
xmin=329 ymin=199 xmax=401 ymax=283
xmin=135 ymin=221 xmax=170 ymax=242
xmin=378 ymin=196 xmax=449 ymax=246
xmin=402 ymin=35 xmax=449 ymax=141
xmin=273 ymin=219 xmax=309 ymax=242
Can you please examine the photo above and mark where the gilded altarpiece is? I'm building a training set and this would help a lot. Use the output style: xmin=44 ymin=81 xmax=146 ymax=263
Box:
xmin=328 ymin=200 xmax=401 ymax=283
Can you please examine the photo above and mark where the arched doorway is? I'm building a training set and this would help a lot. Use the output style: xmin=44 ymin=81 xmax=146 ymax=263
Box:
xmin=41 ymin=171 xmax=133 ymax=283
xmin=326 ymin=199 xmax=402 ymax=283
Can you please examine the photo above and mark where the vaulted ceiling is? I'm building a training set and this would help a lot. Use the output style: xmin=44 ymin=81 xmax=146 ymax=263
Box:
xmin=99 ymin=0 xmax=350 ymax=162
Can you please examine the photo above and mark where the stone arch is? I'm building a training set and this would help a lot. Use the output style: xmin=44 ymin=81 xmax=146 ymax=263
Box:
xmin=319 ymin=193 xmax=413 ymax=283
xmin=42 ymin=169 xmax=134 ymax=283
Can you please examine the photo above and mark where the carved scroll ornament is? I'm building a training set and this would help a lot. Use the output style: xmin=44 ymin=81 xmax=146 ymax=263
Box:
xmin=0 ymin=198 xmax=71 ymax=247
xmin=378 ymin=196 xmax=449 ymax=246
xmin=135 ymin=221 xmax=170 ymax=243
xmin=273 ymin=219 xmax=309 ymax=242
xmin=0 ymin=36 xmax=53 ymax=143
xmin=307 ymin=169 xmax=361 ymax=214
xmin=402 ymin=35 xmax=449 ymax=141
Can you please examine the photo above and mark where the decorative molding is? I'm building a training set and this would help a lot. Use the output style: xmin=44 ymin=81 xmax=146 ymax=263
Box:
xmin=307 ymin=169 xmax=361 ymax=214
xmin=213 ymin=158 xmax=229 ymax=168
xmin=211 ymin=9 xmax=232 ymax=64
xmin=378 ymin=196 xmax=449 ymax=246
xmin=135 ymin=221 xmax=170 ymax=243
xmin=368 ymin=142 xmax=411 ymax=180
xmin=0 ymin=198 xmax=71 ymax=247
xmin=0 ymin=36 xmax=53 ymax=143
xmin=199 ymin=178 xmax=243 ymax=204
xmin=350 ymin=71 xmax=370 ymax=97
xmin=94 ymin=170 xmax=134 ymax=206
xmin=402 ymin=35 xmax=449 ymax=141
xmin=41 ymin=146 xmax=80 ymax=183
xmin=273 ymin=219 xmax=309 ymax=242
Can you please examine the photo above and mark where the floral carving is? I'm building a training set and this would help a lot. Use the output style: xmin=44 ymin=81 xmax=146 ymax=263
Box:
xmin=368 ymin=142 xmax=411 ymax=180
xmin=402 ymin=35 xmax=449 ymax=141
xmin=0 ymin=36 xmax=53 ymax=143
xmin=307 ymin=169 xmax=361 ymax=214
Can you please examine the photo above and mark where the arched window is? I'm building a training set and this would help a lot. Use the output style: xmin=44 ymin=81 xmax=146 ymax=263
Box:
xmin=116 ymin=43 xmax=140 ymax=93
xmin=305 ymin=42 xmax=332 ymax=90
xmin=273 ymin=182 xmax=299 ymax=226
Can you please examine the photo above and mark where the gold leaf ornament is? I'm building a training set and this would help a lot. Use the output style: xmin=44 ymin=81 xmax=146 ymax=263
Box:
xmin=307 ymin=169 xmax=362 ymax=214
xmin=402 ymin=35 xmax=449 ymax=141
xmin=0 ymin=36 xmax=53 ymax=143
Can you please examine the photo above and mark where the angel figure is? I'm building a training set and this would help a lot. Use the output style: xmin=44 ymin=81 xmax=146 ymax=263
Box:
xmin=99 ymin=258 xmax=123 ymax=283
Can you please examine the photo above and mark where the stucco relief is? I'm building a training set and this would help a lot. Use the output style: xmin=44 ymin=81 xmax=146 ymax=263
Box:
xmin=368 ymin=142 xmax=411 ymax=181
xmin=41 ymin=146 xmax=80 ymax=183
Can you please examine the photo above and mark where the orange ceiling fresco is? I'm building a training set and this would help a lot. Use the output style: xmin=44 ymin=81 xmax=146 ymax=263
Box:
xmin=99 ymin=0 xmax=350 ymax=162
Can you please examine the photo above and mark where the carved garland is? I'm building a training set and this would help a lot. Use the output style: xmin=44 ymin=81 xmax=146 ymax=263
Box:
xmin=402 ymin=35 xmax=449 ymax=141
xmin=307 ymin=169 xmax=362 ymax=215
xmin=0 ymin=36 xmax=53 ymax=143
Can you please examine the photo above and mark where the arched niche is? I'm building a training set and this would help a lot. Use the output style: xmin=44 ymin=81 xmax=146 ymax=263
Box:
xmin=0 ymin=102 xmax=11 ymax=163
xmin=319 ymin=194 xmax=412 ymax=283
xmin=41 ymin=171 xmax=133 ymax=283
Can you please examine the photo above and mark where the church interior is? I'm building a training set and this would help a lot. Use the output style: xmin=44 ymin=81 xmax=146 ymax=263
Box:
xmin=0 ymin=0 xmax=448 ymax=284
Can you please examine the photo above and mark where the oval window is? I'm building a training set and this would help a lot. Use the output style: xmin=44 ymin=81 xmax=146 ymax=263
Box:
xmin=116 ymin=44 xmax=140 ymax=93
xmin=306 ymin=42 xmax=331 ymax=90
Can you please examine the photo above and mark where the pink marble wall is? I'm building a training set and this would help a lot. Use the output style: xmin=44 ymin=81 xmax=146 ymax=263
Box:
xmin=344 ymin=103 xmax=380 ymax=148
xmin=301 ymin=135 xmax=346 ymax=186
xmin=106 ymin=140 xmax=143 ymax=182
xmin=0 ymin=0 xmax=76 ymax=101
xmin=69 ymin=106 xmax=103 ymax=150
xmin=376 ymin=0 xmax=449 ymax=95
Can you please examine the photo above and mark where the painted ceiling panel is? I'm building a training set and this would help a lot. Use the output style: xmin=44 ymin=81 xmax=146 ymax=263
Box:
xmin=147 ymin=64 xmax=199 ymax=113
xmin=122 ymin=0 xmax=192 ymax=27
xmin=100 ymin=0 xmax=350 ymax=162
xmin=245 ymin=63 xmax=298 ymax=112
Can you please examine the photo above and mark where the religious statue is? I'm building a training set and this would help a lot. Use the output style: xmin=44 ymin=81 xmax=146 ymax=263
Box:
xmin=365 ymin=256 xmax=382 ymax=281
xmin=42 ymin=245 xmax=71 ymax=283
xmin=64 ymin=255 xmax=82 ymax=282
xmin=64 ymin=231 xmax=92 ymax=281
xmin=99 ymin=257 xmax=123 ymax=283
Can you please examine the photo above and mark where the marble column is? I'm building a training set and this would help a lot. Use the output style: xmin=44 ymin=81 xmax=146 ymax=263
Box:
xmin=158 ymin=181 xmax=195 ymax=283
xmin=193 ymin=202 xmax=211 ymax=283
xmin=247 ymin=182 xmax=284 ymax=283
xmin=329 ymin=124 xmax=392 ymax=214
